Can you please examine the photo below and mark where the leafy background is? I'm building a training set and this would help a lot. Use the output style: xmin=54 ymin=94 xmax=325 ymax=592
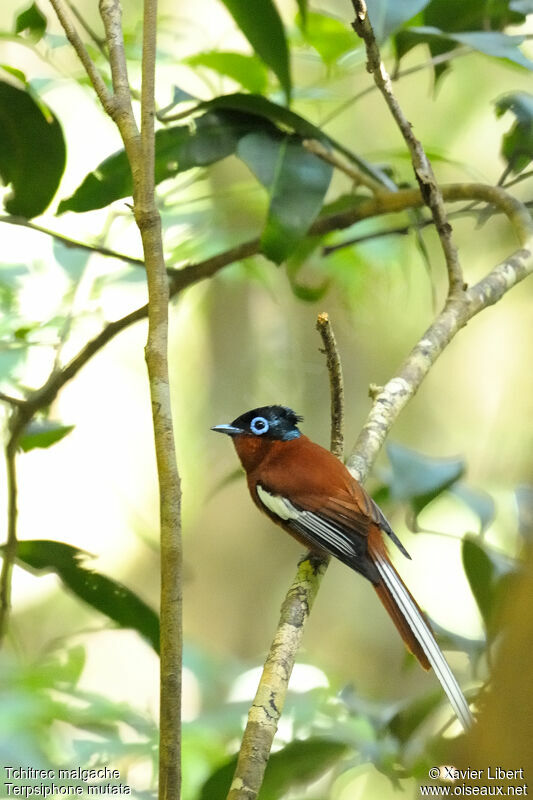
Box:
xmin=1 ymin=0 xmax=533 ymax=797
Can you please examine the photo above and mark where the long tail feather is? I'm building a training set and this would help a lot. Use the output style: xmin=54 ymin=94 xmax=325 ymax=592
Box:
xmin=371 ymin=546 xmax=473 ymax=731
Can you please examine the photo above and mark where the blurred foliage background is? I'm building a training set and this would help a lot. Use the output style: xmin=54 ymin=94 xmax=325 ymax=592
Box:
xmin=0 ymin=0 xmax=533 ymax=797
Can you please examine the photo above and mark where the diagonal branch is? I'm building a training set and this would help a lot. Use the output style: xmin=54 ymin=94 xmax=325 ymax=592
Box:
xmin=350 ymin=0 xmax=464 ymax=296
xmin=48 ymin=0 xmax=112 ymax=112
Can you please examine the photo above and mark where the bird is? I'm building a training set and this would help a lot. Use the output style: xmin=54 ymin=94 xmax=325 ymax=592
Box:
xmin=212 ymin=404 xmax=473 ymax=731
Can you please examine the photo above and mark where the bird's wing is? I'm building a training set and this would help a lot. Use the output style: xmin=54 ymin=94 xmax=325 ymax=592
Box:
xmin=255 ymin=483 xmax=379 ymax=583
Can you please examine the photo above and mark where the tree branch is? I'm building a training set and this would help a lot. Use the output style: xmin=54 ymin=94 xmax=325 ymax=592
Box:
xmin=316 ymin=312 xmax=345 ymax=459
xmin=303 ymin=139 xmax=385 ymax=196
xmin=350 ymin=0 xmax=464 ymax=296
xmin=48 ymin=0 xmax=112 ymax=112
xmin=227 ymin=315 xmax=345 ymax=800
xmin=0 ymin=215 xmax=145 ymax=268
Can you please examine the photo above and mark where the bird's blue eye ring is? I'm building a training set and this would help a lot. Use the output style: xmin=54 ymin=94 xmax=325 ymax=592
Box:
xmin=250 ymin=416 xmax=269 ymax=435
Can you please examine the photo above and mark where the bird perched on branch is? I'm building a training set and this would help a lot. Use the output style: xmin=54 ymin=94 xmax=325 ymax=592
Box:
xmin=212 ymin=404 xmax=473 ymax=731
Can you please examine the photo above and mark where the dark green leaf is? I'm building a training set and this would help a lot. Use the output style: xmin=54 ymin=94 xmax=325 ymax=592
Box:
xmin=0 ymin=80 xmax=66 ymax=218
xmin=238 ymin=131 xmax=333 ymax=262
xmin=386 ymin=442 xmax=464 ymax=515
xmin=199 ymin=738 xmax=349 ymax=800
xmin=19 ymin=421 xmax=74 ymax=452
xmin=189 ymin=93 xmax=394 ymax=190
xmin=59 ymin=110 xmax=275 ymax=214
xmin=184 ymin=51 xmax=268 ymax=94
xmin=388 ymin=689 xmax=444 ymax=741
xmin=219 ymin=0 xmax=291 ymax=102
xmin=461 ymin=536 xmax=495 ymax=630
xmin=495 ymin=92 xmax=533 ymax=173
xmin=296 ymin=11 xmax=355 ymax=66
xmin=450 ymin=483 xmax=495 ymax=534
xmin=15 ymin=2 xmax=47 ymax=42
xmin=12 ymin=540 xmax=160 ymax=653
xmin=366 ymin=0 xmax=431 ymax=42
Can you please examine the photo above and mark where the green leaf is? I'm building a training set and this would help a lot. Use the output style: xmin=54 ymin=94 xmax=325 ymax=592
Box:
xmin=238 ymin=131 xmax=332 ymax=262
xmin=15 ymin=2 xmax=47 ymax=42
xmin=191 ymin=93 xmax=395 ymax=191
xmin=19 ymin=421 xmax=74 ymax=452
xmin=366 ymin=0 xmax=431 ymax=42
xmin=388 ymin=689 xmax=444 ymax=741
xmin=495 ymin=92 xmax=533 ymax=173
xmin=219 ymin=0 xmax=291 ymax=102
xmin=386 ymin=442 xmax=464 ymax=515
xmin=296 ymin=11 xmax=355 ymax=66
xmin=286 ymin=236 xmax=330 ymax=301
xmin=397 ymin=27 xmax=533 ymax=71
xmin=59 ymin=110 xmax=275 ymax=214
xmin=450 ymin=483 xmax=495 ymax=534
xmin=0 ymin=80 xmax=66 ymax=218
xmin=199 ymin=738 xmax=349 ymax=800
xmin=12 ymin=540 xmax=160 ymax=653
xmin=184 ymin=51 xmax=268 ymax=94
xmin=0 ymin=65 xmax=27 ymax=83
xmin=461 ymin=536 xmax=495 ymax=630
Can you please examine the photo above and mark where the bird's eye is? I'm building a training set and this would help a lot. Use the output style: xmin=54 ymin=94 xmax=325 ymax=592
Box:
xmin=250 ymin=416 xmax=269 ymax=435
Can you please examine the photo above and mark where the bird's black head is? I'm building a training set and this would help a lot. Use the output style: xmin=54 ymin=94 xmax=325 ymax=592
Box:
xmin=212 ymin=405 xmax=303 ymax=441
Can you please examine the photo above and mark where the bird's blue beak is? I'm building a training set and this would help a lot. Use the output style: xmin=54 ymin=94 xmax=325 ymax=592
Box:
xmin=211 ymin=423 xmax=244 ymax=436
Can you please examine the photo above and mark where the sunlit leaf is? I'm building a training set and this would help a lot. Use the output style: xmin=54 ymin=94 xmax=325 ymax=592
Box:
xmin=296 ymin=10 xmax=355 ymax=66
xmin=450 ymin=483 xmax=495 ymax=534
xmin=185 ymin=51 xmax=268 ymax=94
xmin=387 ymin=442 xmax=464 ymax=515
xmin=12 ymin=540 xmax=160 ymax=653
xmin=199 ymin=738 xmax=349 ymax=800
xmin=15 ymin=2 xmax=47 ymax=42
xmin=219 ymin=0 xmax=291 ymax=102
xmin=238 ymin=131 xmax=332 ymax=263
xmin=495 ymin=91 xmax=533 ymax=173
xmin=19 ymin=421 xmax=74 ymax=452
xmin=0 ymin=80 xmax=66 ymax=218
xmin=366 ymin=0 xmax=431 ymax=42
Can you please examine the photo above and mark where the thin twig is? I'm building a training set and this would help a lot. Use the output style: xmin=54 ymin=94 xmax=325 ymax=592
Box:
xmin=0 ymin=215 xmax=145 ymax=267
xmin=321 ymin=45 xmax=471 ymax=127
xmin=316 ymin=312 xmax=345 ymax=459
xmin=66 ymin=0 xmax=107 ymax=55
xmin=48 ymin=0 xmax=112 ymax=112
xmin=227 ymin=315 xmax=345 ymax=800
xmin=350 ymin=0 xmax=464 ymax=296
xmin=303 ymin=139 xmax=384 ymax=196
xmin=0 ymin=392 xmax=26 ymax=408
